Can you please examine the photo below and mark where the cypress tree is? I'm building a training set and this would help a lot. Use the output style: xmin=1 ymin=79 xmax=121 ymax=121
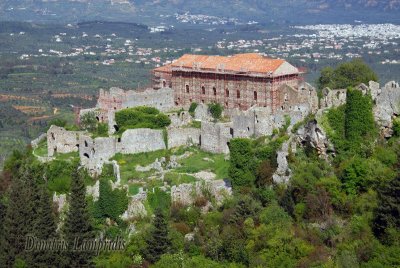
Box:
xmin=1 ymin=174 xmax=32 ymax=266
xmin=63 ymin=168 xmax=95 ymax=267
xmin=144 ymin=208 xmax=171 ymax=263
xmin=31 ymin=185 xmax=61 ymax=267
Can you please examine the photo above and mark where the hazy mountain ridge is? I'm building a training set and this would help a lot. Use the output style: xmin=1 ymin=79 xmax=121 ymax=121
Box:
xmin=0 ymin=0 xmax=399 ymax=24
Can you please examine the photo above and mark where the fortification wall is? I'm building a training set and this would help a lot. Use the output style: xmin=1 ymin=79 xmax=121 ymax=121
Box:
xmin=47 ymin=126 xmax=82 ymax=157
xmin=117 ymin=129 xmax=166 ymax=154
xmin=167 ymin=127 xmax=201 ymax=148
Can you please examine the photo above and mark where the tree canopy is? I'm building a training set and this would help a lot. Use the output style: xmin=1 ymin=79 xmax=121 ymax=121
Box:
xmin=318 ymin=59 xmax=378 ymax=90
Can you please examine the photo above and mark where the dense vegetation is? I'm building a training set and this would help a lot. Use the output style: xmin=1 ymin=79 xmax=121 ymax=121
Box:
xmin=115 ymin=107 xmax=171 ymax=134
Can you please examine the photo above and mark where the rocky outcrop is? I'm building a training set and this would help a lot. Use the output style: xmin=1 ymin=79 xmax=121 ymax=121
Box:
xmin=272 ymin=140 xmax=292 ymax=184
xmin=296 ymin=118 xmax=333 ymax=159
xmin=374 ymin=81 xmax=400 ymax=137
xmin=171 ymin=179 xmax=232 ymax=206
xmin=121 ymin=199 xmax=147 ymax=220
xmin=86 ymin=180 xmax=100 ymax=202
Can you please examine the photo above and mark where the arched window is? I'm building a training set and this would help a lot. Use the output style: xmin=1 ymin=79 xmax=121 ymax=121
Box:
xmin=213 ymin=87 xmax=217 ymax=96
xmin=202 ymin=86 xmax=206 ymax=95
xmin=186 ymin=85 xmax=189 ymax=93
xmin=254 ymin=91 xmax=257 ymax=101
xmin=225 ymin=89 xmax=229 ymax=97
xmin=237 ymin=90 xmax=240 ymax=99
xmin=163 ymin=81 xmax=166 ymax=87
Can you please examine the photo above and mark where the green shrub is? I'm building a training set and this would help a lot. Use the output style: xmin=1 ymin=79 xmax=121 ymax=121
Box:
xmin=147 ymin=187 xmax=171 ymax=213
xmin=94 ymin=177 xmax=128 ymax=222
xmin=228 ymin=138 xmax=256 ymax=188
xmin=80 ymin=111 xmax=98 ymax=132
xmin=189 ymin=102 xmax=198 ymax=117
xmin=345 ymin=88 xmax=376 ymax=148
xmin=208 ymin=102 xmax=223 ymax=120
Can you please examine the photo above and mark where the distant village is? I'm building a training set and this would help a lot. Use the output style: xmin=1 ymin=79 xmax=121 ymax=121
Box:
xmin=14 ymin=23 xmax=400 ymax=68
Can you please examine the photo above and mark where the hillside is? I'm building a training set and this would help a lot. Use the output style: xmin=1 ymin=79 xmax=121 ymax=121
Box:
xmin=1 ymin=0 xmax=399 ymax=24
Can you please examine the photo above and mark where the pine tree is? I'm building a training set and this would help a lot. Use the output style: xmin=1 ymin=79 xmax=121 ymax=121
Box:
xmin=31 ymin=185 xmax=61 ymax=267
xmin=63 ymin=168 xmax=95 ymax=267
xmin=144 ymin=208 xmax=171 ymax=263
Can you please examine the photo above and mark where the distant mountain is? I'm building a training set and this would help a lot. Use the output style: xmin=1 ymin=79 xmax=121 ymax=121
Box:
xmin=0 ymin=0 xmax=399 ymax=24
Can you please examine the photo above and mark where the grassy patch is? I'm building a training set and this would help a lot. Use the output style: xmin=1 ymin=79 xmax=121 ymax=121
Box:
xmin=128 ymin=183 xmax=142 ymax=196
xmin=111 ymin=150 xmax=167 ymax=183
xmin=34 ymin=140 xmax=48 ymax=157
xmin=175 ymin=148 xmax=229 ymax=180
xmin=53 ymin=151 xmax=80 ymax=162
xmin=164 ymin=172 xmax=197 ymax=186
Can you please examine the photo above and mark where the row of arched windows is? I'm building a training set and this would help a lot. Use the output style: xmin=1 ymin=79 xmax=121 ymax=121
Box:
xmin=185 ymin=84 xmax=258 ymax=100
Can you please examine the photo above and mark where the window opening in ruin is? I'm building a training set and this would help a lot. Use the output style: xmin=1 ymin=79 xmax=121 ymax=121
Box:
xmin=84 ymin=153 xmax=89 ymax=158
xmin=114 ymin=125 xmax=119 ymax=132
xmin=85 ymin=140 xmax=88 ymax=147
xmin=281 ymin=106 xmax=284 ymax=110
xmin=201 ymin=99 xmax=205 ymax=103
xmin=186 ymin=85 xmax=190 ymax=93
xmin=237 ymin=90 xmax=240 ymax=99
xmin=202 ymin=86 xmax=206 ymax=95
xmin=225 ymin=102 xmax=228 ymax=107
xmin=76 ymin=144 xmax=79 ymax=149
xmin=213 ymin=87 xmax=217 ymax=96
xmin=53 ymin=147 xmax=57 ymax=154
xmin=254 ymin=91 xmax=257 ymax=101
xmin=51 ymin=133 xmax=55 ymax=140
xmin=230 ymin=128 xmax=234 ymax=136
xmin=96 ymin=116 xmax=99 ymax=122
xmin=114 ymin=107 xmax=116 ymax=110
xmin=247 ymin=127 xmax=250 ymax=132
xmin=118 ymin=138 xmax=121 ymax=143
xmin=225 ymin=89 xmax=229 ymax=97
xmin=163 ymin=81 xmax=166 ymax=87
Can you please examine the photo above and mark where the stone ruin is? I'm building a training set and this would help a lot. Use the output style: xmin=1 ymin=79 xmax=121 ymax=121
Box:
xmin=36 ymin=79 xmax=400 ymax=225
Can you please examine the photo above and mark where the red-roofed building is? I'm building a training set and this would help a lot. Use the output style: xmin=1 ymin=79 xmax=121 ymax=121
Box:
xmin=153 ymin=53 xmax=301 ymax=111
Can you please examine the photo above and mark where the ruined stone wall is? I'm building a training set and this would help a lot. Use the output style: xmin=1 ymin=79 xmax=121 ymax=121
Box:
xmin=79 ymin=134 xmax=117 ymax=175
xmin=200 ymin=122 xmax=233 ymax=154
xmin=320 ymin=88 xmax=347 ymax=109
xmin=167 ymin=127 xmax=201 ymax=148
xmin=96 ymin=87 xmax=174 ymax=113
xmin=116 ymin=129 xmax=166 ymax=154
xmin=47 ymin=126 xmax=82 ymax=157
xmin=167 ymin=111 xmax=192 ymax=128
xmin=231 ymin=109 xmax=256 ymax=138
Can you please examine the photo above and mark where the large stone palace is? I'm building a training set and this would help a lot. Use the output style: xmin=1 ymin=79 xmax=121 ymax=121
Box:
xmin=153 ymin=53 xmax=302 ymax=111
